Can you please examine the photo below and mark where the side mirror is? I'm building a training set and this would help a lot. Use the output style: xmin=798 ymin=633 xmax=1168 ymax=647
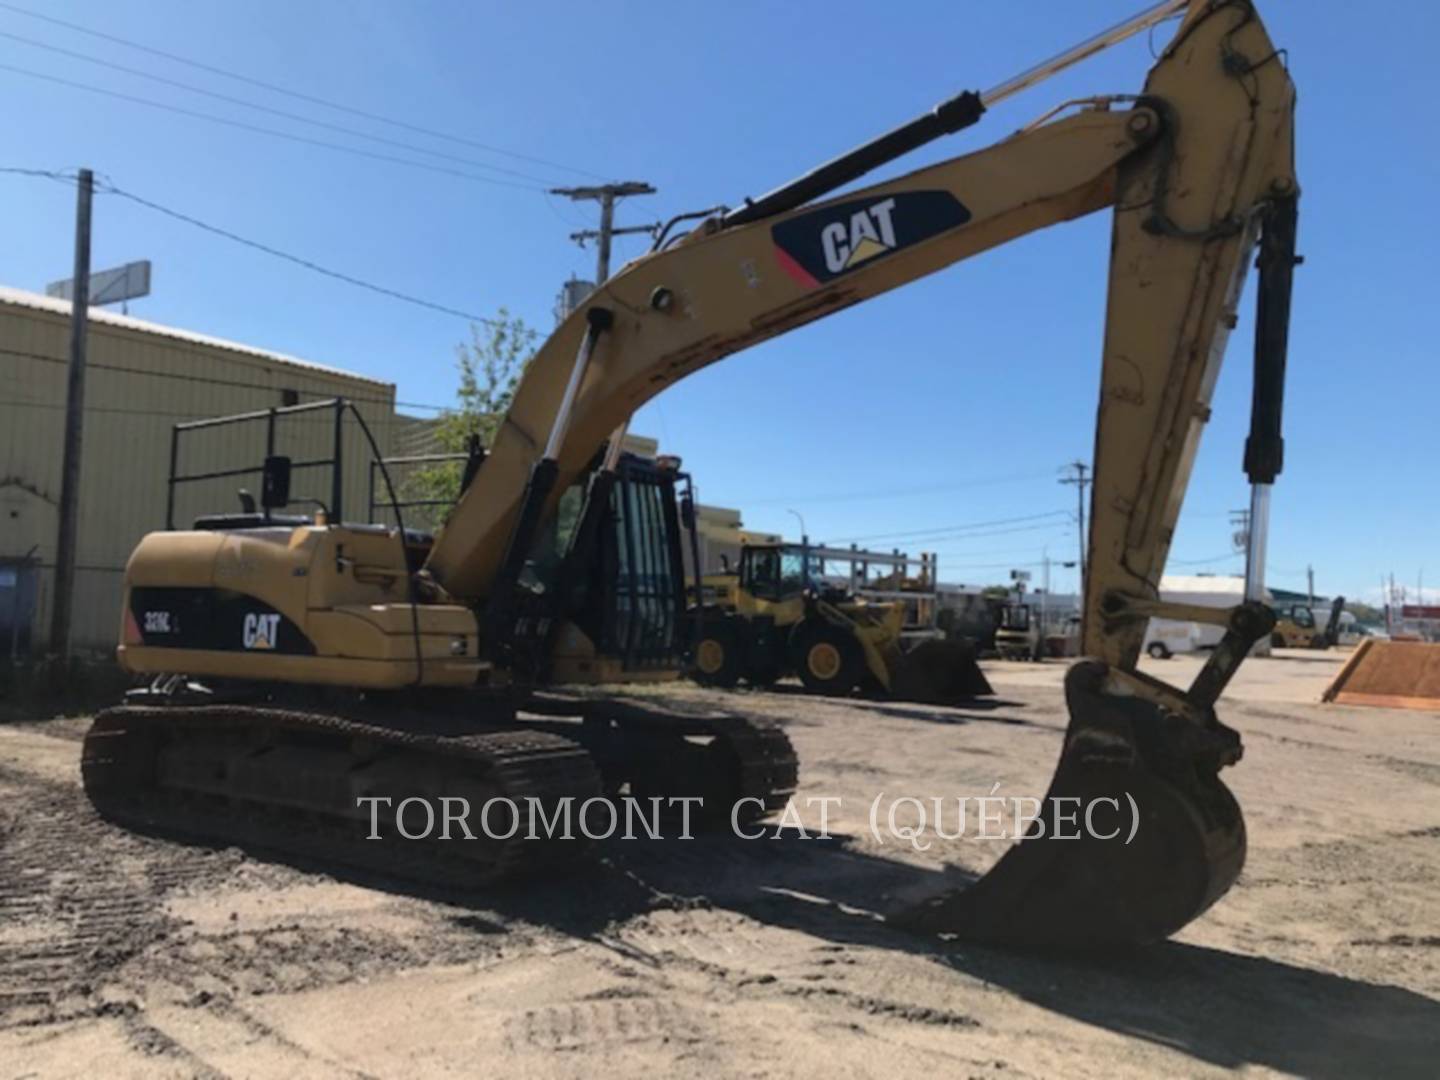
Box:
xmin=261 ymin=455 xmax=292 ymax=509
xmin=680 ymin=494 xmax=696 ymax=531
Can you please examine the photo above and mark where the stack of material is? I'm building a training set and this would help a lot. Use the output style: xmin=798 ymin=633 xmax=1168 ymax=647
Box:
xmin=1323 ymin=640 xmax=1440 ymax=710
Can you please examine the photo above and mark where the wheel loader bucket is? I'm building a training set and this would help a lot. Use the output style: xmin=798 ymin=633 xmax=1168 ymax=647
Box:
xmin=889 ymin=638 xmax=994 ymax=703
xmin=893 ymin=661 xmax=1246 ymax=947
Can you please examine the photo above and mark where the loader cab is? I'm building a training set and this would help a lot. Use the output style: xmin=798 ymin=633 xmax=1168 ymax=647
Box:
xmin=1277 ymin=603 xmax=1316 ymax=630
xmin=999 ymin=602 xmax=1032 ymax=632
xmin=995 ymin=601 xmax=1042 ymax=661
xmin=739 ymin=544 xmax=825 ymax=603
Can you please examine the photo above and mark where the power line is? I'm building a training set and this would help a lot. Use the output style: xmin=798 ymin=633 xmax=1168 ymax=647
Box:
xmin=743 ymin=469 xmax=1058 ymax=508
xmin=0 ymin=63 xmax=545 ymax=190
xmin=887 ymin=521 xmax=1079 ymax=545
xmin=829 ymin=511 xmax=1072 ymax=545
xmin=0 ymin=0 xmax=609 ymax=181
xmin=0 ymin=164 xmax=76 ymax=182
xmin=2 ymin=166 xmax=501 ymax=327
xmin=0 ymin=29 xmax=560 ymax=186
xmin=1169 ymin=552 xmax=1241 ymax=567
xmin=923 ymin=537 xmax=1074 ymax=559
xmin=101 ymin=180 xmax=503 ymax=326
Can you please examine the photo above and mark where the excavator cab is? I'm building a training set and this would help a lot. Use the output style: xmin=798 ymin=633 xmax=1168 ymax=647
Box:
xmin=535 ymin=452 xmax=696 ymax=683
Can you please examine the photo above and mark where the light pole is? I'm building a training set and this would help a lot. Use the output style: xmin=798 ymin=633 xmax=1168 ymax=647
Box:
xmin=786 ymin=508 xmax=807 ymax=543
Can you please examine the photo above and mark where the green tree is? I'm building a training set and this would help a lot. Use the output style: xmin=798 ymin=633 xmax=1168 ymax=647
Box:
xmin=403 ymin=309 xmax=537 ymax=528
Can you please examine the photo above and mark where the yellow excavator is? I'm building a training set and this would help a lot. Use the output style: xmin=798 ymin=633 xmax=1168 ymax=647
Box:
xmin=692 ymin=542 xmax=992 ymax=701
xmin=84 ymin=0 xmax=1297 ymax=946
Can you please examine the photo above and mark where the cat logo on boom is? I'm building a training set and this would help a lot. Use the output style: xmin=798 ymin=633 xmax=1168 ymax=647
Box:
xmin=242 ymin=612 xmax=282 ymax=650
xmin=822 ymin=197 xmax=898 ymax=273
xmin=771 ymin=189 xmax=972 ymax=288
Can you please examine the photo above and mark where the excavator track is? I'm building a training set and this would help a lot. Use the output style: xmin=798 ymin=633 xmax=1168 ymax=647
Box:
xmin=525 ymin=695 xmax=799 ymax=820
xmin=81 ymin=704 xmax=602 ymax=890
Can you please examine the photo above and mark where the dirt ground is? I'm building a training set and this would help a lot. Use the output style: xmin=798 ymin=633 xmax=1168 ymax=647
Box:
xmin=2 ymin=650 xmax=1436 ymax=1078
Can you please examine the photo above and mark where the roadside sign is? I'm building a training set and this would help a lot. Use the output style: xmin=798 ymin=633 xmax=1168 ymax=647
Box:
xmin=47 ymin=259 xmax=152 ymax=307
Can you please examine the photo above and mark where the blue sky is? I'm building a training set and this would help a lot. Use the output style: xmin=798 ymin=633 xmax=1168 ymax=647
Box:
xmin=4 ymin=1 xmax=1436 ymax=603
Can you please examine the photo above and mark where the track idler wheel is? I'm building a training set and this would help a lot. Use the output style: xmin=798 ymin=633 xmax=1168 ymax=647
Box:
xmin=890 ymin=639 xmax=994 ymax=703
xmin=894 ymin=660 xmax=1245 ymax=946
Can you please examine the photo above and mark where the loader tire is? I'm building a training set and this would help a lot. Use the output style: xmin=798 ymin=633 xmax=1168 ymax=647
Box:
xmin=791 ymin=620 xmax=862 ymax=697
xmin=693 ymin=620 xmax=742 ymax=688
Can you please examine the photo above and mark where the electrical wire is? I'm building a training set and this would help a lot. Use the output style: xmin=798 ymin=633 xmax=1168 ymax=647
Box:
xmin=0 ymin=164 xmax=77 ymax=182
xmin=743 ymin=469 xmax=1059 ymax=508
xmin=0 ymin=30 xmax=560 ymax=186
xmin=2 ymin=166 xmax=504 ymax=328
xmin=830 ymin=511 xmax=1072 ymax=545
xmin=1169 ymin=552 xmax=1242 ymax=566
xmin=99 ymin=180 xmax=504 ymax=326
xmin=0 ymin=63 xmax=545 ymax=190
xmin=0 ymin=0 xmax=610 ymax=181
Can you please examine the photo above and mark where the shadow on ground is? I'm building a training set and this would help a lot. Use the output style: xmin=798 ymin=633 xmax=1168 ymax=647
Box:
xmin=94 ymin=792 xmax=1438 ymax=1079
xmin=591 ymin=832 xmax=1439 ymax=1079
xmin=476 ymin=821 xmax=1433 ymax=1079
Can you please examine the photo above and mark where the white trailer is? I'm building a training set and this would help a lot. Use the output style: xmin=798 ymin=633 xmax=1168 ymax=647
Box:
xmin=1156 ymin=574 xmax=1273 ymax=656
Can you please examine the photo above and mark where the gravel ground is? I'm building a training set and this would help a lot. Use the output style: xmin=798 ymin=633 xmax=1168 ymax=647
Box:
xmin=1 ymin=650 xmax=1436 ymax=1078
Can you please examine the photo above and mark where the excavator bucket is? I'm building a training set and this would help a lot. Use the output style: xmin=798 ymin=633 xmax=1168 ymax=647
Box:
xmin=889 ymin=638 xmax=994 ymax=703
xmin=894 ymin=661 xmax=1245 ymax=946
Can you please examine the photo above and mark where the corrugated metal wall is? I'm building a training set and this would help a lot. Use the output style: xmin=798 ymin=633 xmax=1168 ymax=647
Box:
xmin=1 ymin=293 xmax=400 ymax=655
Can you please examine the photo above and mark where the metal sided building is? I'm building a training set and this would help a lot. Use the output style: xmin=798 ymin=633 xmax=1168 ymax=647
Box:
xmin=0 ymin=286 xmax=398 ymax=657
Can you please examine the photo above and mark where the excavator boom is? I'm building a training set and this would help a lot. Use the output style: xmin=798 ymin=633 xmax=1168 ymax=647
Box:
xmin=424 ymin=0 xmax=1296 ymax=946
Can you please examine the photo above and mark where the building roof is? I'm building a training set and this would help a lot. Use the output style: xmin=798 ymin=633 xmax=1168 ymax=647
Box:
xmin=1160 ymin=574 xmax=1248 ymax=594
xmin=0 ymin=285 xmax=392 ymax=388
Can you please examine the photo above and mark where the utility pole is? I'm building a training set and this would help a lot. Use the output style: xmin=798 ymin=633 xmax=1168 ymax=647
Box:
xmin=550 ymin=181 xmax=657 ymax=283
xmin=568 ymin=222 xmax=661 ymax=276
xmin=1307 ymin=564 xmax=1314 ymax=609
xmin=551 ymin=181 xmax=657 ymax=469
xmin=51 ymin=167 xmax=94 ymax=660
xmin=1059 ymin=461 xmax=1090 ymax=593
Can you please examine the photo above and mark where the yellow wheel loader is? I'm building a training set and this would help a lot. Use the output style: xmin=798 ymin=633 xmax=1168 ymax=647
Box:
xmin=994 ymin=601 xmax=1043 ymax=662
xmin=86 ymin=0 xmax=1301 ymax=947
xmin=693 ymin=543 xmax=992 ymax=701
xmin=1272 ymin=596 xmax=1345 ymax=649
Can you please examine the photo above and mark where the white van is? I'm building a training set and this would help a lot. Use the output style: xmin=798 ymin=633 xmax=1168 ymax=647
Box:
xmin=1143 ymin=619 xmax=1201 ymax=659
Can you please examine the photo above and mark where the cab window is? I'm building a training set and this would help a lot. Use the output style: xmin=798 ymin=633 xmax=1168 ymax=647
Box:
xmin=779 ymin=550 xmax=807 ymax=596
xmin=741 ymin=548 xmax=782 ymax=600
